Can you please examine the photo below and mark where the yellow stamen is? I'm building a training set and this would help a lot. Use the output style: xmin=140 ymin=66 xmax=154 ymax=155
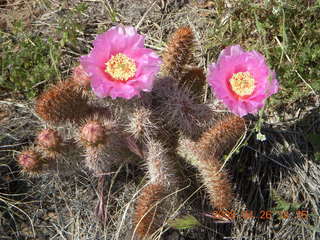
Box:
xmin=229 ymin=72 xmax=255 ymax=97
xmin=105 ymin=53 xmax=136 ymax=81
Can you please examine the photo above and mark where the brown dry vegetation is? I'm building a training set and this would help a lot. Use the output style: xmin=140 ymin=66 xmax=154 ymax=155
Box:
xmin=1 ymin=0 xmax=320 ymax=240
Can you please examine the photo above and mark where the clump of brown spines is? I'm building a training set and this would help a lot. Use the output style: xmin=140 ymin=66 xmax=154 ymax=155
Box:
xmin=162 ymin=26 xmax=194 ymax=78
xmin=133 ymin=183 xmax=168 ymax=238
xmin=180 ymin=67 xmax=206 ymax=100
xmin=198 ymin=155 xmax=233 ymax=209
xmin=35 ymin=80 xmax=89 ymax=124
xmin=198 ymin=115 xmax=246 ymax=157
xmin=17 ymin=149 xmax=43 ymax=174
xmin=195 ymin=115 xmax=246 ymax=210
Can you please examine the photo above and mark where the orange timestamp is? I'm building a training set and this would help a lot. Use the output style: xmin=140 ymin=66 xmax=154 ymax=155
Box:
xmin=210 ymin=209 xmax=309 ymax=221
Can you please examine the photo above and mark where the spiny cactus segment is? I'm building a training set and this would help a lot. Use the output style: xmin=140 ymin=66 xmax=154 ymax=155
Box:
xmin=163 ymin=26 xmax=195 ymax=78
xmin=133 ymin=183 xmax=168 ymax=238
xmin=195 ymin=115 xmax=246 ymax=210
xmin=35 ymin=80 xmax=90 ymax=124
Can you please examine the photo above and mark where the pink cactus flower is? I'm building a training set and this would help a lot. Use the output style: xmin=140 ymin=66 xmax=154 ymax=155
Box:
xmin=80 ymin=25 xmax=162 ymax=99
xmin=207 ymin=45 xmax=279 ymax=117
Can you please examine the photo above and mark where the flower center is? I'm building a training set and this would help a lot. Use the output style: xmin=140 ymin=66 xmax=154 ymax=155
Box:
xmin=229 ymin=72 xmax=255 ymax=97
xmin=105 ymin=53 xmax=136 ymax=81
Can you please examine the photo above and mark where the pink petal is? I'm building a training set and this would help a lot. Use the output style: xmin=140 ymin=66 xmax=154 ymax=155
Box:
xmin=219 ymin=45 xmax=245 ymax=59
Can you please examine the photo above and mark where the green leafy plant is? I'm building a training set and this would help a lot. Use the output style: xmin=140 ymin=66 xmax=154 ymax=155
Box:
xmin=271 ymin=189 xmax=301 ymax=212
xmin=1 ymin=22 xmax=61 ymax=99
xmin=56 ymin=3 xmax=88 ymax=48
xmin=168 ymin=215 xmax=201 ymax=230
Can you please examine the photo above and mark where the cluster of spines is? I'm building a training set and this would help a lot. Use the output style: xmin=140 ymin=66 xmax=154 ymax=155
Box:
xmin=35 ymin=80 xmax=89 ymax=124
xmin=180 ymin=66 xmax=206 ymax=101
xmin=153 ymin=76 xmax=215 ymax=139
xmin=155 ymin=27 xmax=210 ymax=139
xmin=133 ymin=183 xmax=167 ymax=238
xmin=126 ymin=106 xmax=157 ymax=143
xmin=195 ymin=115 xmax=246 ymax=210
xmin=144 ymin=140 xmax=181 ymax=187
xmin=133 ymin=139 xmax=184 ymax=239
xmin=162 ymin=26 xmax=195 ymax=79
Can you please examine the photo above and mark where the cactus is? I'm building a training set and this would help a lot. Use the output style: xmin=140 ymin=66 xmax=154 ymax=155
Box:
xmin=193 ymin=115 xmax=246 ymax=210
xmin=162 ymin=26 xmax=195 ymax=79
xmin=133 ymin=183 xmax=169 ymax=237
xmin=35 ymin=80 xmax=90 ymax=124
xmin=17 ymin=26 xmax=248 ymax=239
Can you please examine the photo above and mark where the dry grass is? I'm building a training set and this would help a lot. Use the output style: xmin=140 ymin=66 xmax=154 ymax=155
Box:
xmin=1 ymin=0 xmax=320 ymax=240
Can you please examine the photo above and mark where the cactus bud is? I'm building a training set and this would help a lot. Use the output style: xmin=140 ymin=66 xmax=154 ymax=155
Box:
xmin=36 ymin=129 xmax=61 ymax=150
xmin=80 ymin=120 xmax=106 ymax=146
xmin=17 ymin=149 xmax=42 ymax=173
xmin=72 ymin=64 xmax=91 ymax=89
